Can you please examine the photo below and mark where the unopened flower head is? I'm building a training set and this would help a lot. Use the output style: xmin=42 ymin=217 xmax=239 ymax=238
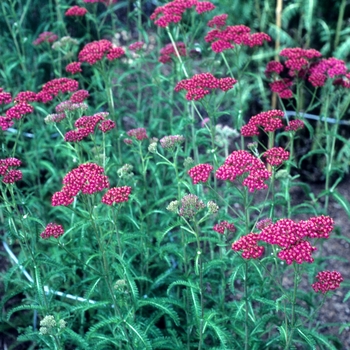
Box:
xmin=117 ymin=164 xmax=134 ymax=179
xmin=183 ymin=157 xmax=194 ymax=168
xmin=52 ymin=36 xmax=79 ymax=50
xmin=178 ymin=194 xmax=205 ymax=219
xmin=40 ymin=223 xmax=64 ymax=239
xmin=207 ymin=200 xmax=219 ymax=214
xmin=166 ymin=200 xmax=179 ymax=212
xmin=160 ymin=135 xmax=185 ymax=150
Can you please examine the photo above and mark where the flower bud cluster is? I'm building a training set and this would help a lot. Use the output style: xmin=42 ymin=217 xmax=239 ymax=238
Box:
xmin=150 ymin=0 xmax=215 ymax=27
xmin=188 ymin=163 xmax=213 ymax=184
xmin=0 ymin=158 xmax=22 ymax=184
xmin=52 ymin=163 xmax=109 ymax=206
xmin=178 ymin=194 xmax=205 ymax=219
xmin=102 ymin=186 xmax=132 ymax=205
xmin=175 ymin=72 xmax=237 ymax=100
xmin=160 ymin=135 xmax=185 ymax=150
xmin=40 ymin=223 xmax=64 ymax=239
xmin=216 ymin=150 xmax=271 ymax=192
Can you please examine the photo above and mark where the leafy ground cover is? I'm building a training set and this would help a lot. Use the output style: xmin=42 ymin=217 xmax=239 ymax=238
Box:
xmin=1 ymin=0 xmax=350 ymax=349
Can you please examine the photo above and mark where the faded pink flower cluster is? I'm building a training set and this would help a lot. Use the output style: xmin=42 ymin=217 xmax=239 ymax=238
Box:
xmin=241 ymin=109 xmax=285 ymax=137
xmin=33 ymin=32 xmax=58 ymax=46
xmin=0 ymin=158 xmax=22 ymax=184
xmin=127 ymin=128 xmax=148 ymax=141
xmin=150 ymin=0 xmax=215 ymax=27
xmin=205 ymin=14 xmax=271 ymax=53
xmin=40 ymin=223 xmax=64 ymax=239
xmin=178 ymin=194 xmax=206 ymax=219
xmin=213 ymin=220 xmax=236 ymax=234
xmin=78 ymin=39 xmax=124 ymax=65
xmin=312 ymin=271 xmax=343 ymax=294
xmin=52 ymin=163 xmax=109 ymax=206
xmin=216 ymin=150 xmax=271 ymax=192
xmin=55 ymin=100 xmax=88 ymax=113
xmin=129 ymin=41 xmax=145 ymax=51
xmin=102 ymin=186 xmax=132 ymax=205
xmin=188 ymin=163 xmax=213 ymax=184
xmin=159 ymin=42 xmax=186 ymax=63
xmin=65 ymin=112 xmax=114 ymax=142
xmin=175 ymin=72 xmax=237 ymax=100
xmin=160 ymin=135 xmax=185 ymax=150
xmin=263 ymin=147 xmax=289 ymax=167
xmin=65 ymin=6 xmax=88 ymax=16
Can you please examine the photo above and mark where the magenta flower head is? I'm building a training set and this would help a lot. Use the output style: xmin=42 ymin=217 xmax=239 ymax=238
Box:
xmin=312 ymin=271 xmax=343 ymax=294
xmin=0 ymin=91 xmax=12 ymax=105
xmin=175 ymin=73 xmax=236 ymax=100
xmin=129 ymin=41 xmax=145 ymax=51
xmin=232 ymin=233 xmax=264 ymax=259
xmin=102 ymin=186 xmax=132 ymax=205
xmin=52 ymin=163 xmax=109 ymax=206
xmin=65 ymin=6 xmax=88 ymax=16
xmin=0 ymin=158 xmax=22 ymax=184
xmin=0 ymin=116 xmax=14 ymax=131
xmin=70 ymin=89 xmax=89 ymax=103
xmin=263 ymin=147 xmax=289 ymax=167
xmin=241 ymin=110 xmax=285 ymax=137
xmin=188 ymin=163 xmax=213 ymax=184
xmin=39 ymin=78 xmax=79 ymax=99
xmin=14 ymin=91 xmax=37 ymax=103
xmin=216 ymin=150 xmax=271 ymax=192
xmin=6 ymin=102 xmax=34 ymax=120
xmin=40 ymin=223 xmax=64 ymax=239
xmin=284 ymin=119 xmax=304 ymax=132
xmin=150 ymin=0 xmax=215 ymax=27
xmin=66 ymin=62 xmax=82 ymax=75
xmin=127 ymin=128 xmax=148 ymax=141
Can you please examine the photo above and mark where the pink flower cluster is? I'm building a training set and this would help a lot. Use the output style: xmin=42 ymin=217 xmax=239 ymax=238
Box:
xmin=216 ymin=150 xmax=271 ymax=192
xmin=0 ymin=116 xmax=13 ymax=130
xmin=205 ymin=15 xmax=271 ymax=53
xmin=232 ymin=215 xmax=334 ymax=264
xmin=55 ymin=100 xmax=88 ymax=113
xmin=52 ymin=163 xmax=109 ymax=206
xmin=159 ymin=42 xmax=186 ymax=63
xmin=66 ymin=62 xmax=82 ymax=75
xmin=232 ymin=233 xmax=264 ymax=259
xmin=78 ymin=39 xmax=125 ymax=65
xmin=101 ymin=186 xmax=132 ymax=205
xmin=40 ymin=223 xmax=64 ymax=239
xmin=0 ymin=158 xmax=22 ymax=184
xmin=0 ymin=91 xmax=12 ymax=104
xmin=126 ymin=128 xmax=148 ymax=141
xmin=175 ymin=72 xmax=237 ymax=100
xmin=285 ymin=119 xmax=304 ymax=132
xmin=308 ymin=57 xmax=348 ymax=87
xmin=188 ymin=163 xmax=213 ymax=184
xmin=150 ymin=0 xmax=215 ymax=27
xmin=269 ymin=79 xmax=293 ymax=99
xmin=333 ymin=73 xmax=350 ymax=89
xmin=6 ymin=102 xmax=34 ymax=120
xmin=65 ymin=112 xmax=115 ymax=142
xmin=14 ymin=91 xmax=37 ymax=103
xmin=65 ymin=6 xmax=88 ymax=16
xmin=241 ymin=109 xmax=285 ymax=137
xmin=70 ymin=90 xmax=89 ymax=103
xmin=213 ymin=221 xmax=236 ymax=234
xmin=312 ymin=271 xmax=343 ymax=294
xmin=33 ymin=32 xmax=58 ymax=46
xmin=36 ymin=78 xmax=79 ymax=103
xmin=263 ymin=147 xmax=289 ymax=167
